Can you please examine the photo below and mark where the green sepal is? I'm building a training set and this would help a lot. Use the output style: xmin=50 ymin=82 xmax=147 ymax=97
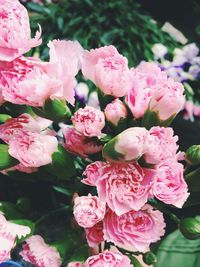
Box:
xmin=143 ymin=251 xmax=157 ymax=265
xmin=0 ymin=114 xmax=12 ymax=124
xmin=179 ymin=217 xmax=200 ymax=240
xmin=186 ymin=145 xmax=200 ymax=165
xmin=44 ymin=144 xmax=76 ymax=180
xmin=0 ymin=144 xmax=19 ymax=170
xmin=102 ymin=136 xmax=124 ymax=161
xmin=141 ymin=109 xmax=175 ymax=130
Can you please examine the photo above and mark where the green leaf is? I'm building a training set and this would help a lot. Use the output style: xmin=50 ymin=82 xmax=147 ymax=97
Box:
xmin=0 ymin=114 xmax=12 ymax=123
xmin=185 ymin=168 xmax=200 ymax=192
xmin=0 ymin=202 xmax=23 ymax=220
xmin=10 ymin=219 xmax=35 ymax=244
xmin=27 ymin=2 xmax=45 ymax=13
xmin=16 ymin=198 xmax=31 ymax=213
xmin=44 ymin=144 xmax=76 ymax=180
xmin=69 ymin=245 xmax=89 ymax=263
xmin=52 ymin=186 xmax=71 ymax=197
xmin=0 ymin=144 xmax=18 ymax=171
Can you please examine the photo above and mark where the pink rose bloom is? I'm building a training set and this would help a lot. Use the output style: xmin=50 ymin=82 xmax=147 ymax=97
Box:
xmin=62 ymin=126 xmax=103 ymax=158
xmin=104 ymin=127 xmax=151 ymax=162
xmin=81 ymin=45 xmax=132 ymax=97
xmin=82 ymin=161 xmax=106 ymax=186
xmin=85 ymin=221 xmax=104 ymax=247
xmin=85 ymin=250 xmax=133 ymax=267
xmin=1 ymin=40 xmax=82 ymax=106
xmin=0 ymin=214 xmax=31 ymax=263
xmin=8 ymin=130 xmax=58 ymax=167
xmin=0 ymin=0 xmax=41 ymax=62
xmin=104 ymin=99 xmax=127 ymax=126
xmin=0 ymin=113 xmax=52 ymax=143
xmin=67 ymin=262 xmax=84 ymax=267
xmin=72 ymin=106 xmax=105 ymax=137
xmin=20 ymin=235 xmax=61 ymax=267
xmin=95 ymin=162 xmax=154 ymax=215
xmin=103 ymin=205 xmax=165 ymax=252
xmin=152 ymin=161 xmax=189 ymax=207
xmin=126 ymin=62 xmax=185 ymax=120
xmin=144 ymin=126 xmax=179 ymax=165
xmin=73 ymin=194 xmax=106 ymax=228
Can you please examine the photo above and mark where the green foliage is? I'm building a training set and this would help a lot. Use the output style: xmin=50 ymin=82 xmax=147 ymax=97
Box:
xmin=27 ymin=0 xmax=178 ymax=65
xmin=0 ymin=144 xmax=19 ymax=171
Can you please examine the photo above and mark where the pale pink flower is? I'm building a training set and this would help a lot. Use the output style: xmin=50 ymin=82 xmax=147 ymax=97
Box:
xmin=104 ymin=99 xmax=127 ymax=126
xmin=85 ymin=250 xmax=133 ymax=267
xmin=126 ymin=62 xmax=185 ymax=120
xmin=152 ymin=161 xmax=189 ymax=207
xmin=103 ymin=205 xmax=165 ymax=252
xmin=104 ymin=127 xmax=151 ymax=162
xmin=67 ymin=262 xmax=84 ymax=267
xmin=62 ymin=126 xmax=103 ymax=158
xmin=1 ymin=40 xmax=82 ymax=106
xmin=82 ymin=161 xmax=106 ymax=186
xmin=0 ymin=0 xmax=41 ymax=62
xmin=20 ymin=235 xmax=61 ymax=267
xmin=73 ymin=194 xmax=106 ymax=228
xmin=0 ymin=113 xmax=52 ymax=144
xmin=85 ymin=221 xmax=104 ymax=247
xmin=72 ymin=106 xmax=105 ymax=137
xmin=81 ymin=46 xmax=132 ymax=97
xmin=0 ymin=214 xmax=31 ymax=263
xmin=144 ymin=126 xmax=179 ymax=165
xmin=8 ymin=130 xmax=58 ymax=167
xmin=95 ymin=162 xmax=154 ymax=215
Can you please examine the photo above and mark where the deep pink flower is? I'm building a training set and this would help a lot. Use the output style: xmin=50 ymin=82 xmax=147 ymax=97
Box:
xmin=95 ymin=162 xmax=154 ymax=215
xmin=73 ymin=194 xmax=106 ymax=228
xmin=20 ymin=235 xmax=61 ymax=267
xmin=0 ymin=113 xmax=52 ymax=143
xmin=1 ymin=40 xmax=82 ymax=106
xmin=85 ymin=250 xmax=133 ymax=267
xmin=103 ymin=205 xmax=165 ymax=252
xmin=126 ymin=62 xmax=185 ymax=120
xmin=152 ymin=161 xmax=189 ymax=207
xmin=144 ymin=126 xmax=179 ymax=165
xmin=81 ymin=46 xmax=132 ymax=97
xmin=8 ymin=130 xmax=58 ymax=167
xmin=72 ymin=106 xmax=105 ymax=137
xmin=82 ymin=161 xmax=106 ymax=186
xmin=62 ymin=126 xmax=103 ymax=158
xmin=104 ymin=99 xmax=127 ymax=126
xmin=0 ymin=0 xmax=41 ymax=62
xmin=0 ymin=214 xmax=31 ymax=263
xmin=85 ymin=221 xmax=104 ymax=247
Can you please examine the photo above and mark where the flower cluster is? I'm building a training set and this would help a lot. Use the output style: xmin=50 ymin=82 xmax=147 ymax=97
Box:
xmin=0 ymin=1 xmax=192 ymax=266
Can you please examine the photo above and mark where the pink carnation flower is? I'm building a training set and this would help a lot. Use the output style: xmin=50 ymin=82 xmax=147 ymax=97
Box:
xmin=62 ymin=126 xmax=102 ymax=158
xmin=82 ymin=161 xmax=106 ymax=186
xmin=72 ymin=106 xmax=105 ymax=137
xmin=104 ymin=99 xmax=127 ymax=126
xmin=126 ymin=62 xmax=185 ymax=120
xmin=95 ymin=162 xmax=154 ymax=215
xmin=152 ymin=161 xmax=189 ymax=207
xmin=67 ymin=262 xmax=84 ymax=267
xmin=81 ymin=45 xmax=132 ymax=97
xmin=144 ymin=126 xmax=179 ymax=165
xmin=85 ymin=221 xmax=104 ymax=248
xmin=0 ymin=113 xmax=52 ymax=143
xmin=8 ymin=130 xmax=58 ymax=167
xmin=20 ymin=235 xmax=61 ymax=267
xmin=85 ymin=250 xmax=133 ymax=267
xmin=0 ymin=214 xmax=31 ymax=263
xmin=1 ymin=40 xmax=82 ymax=106
xmin=73 ymin=194 xmax=106 ymax=228
xmin=0 ymin=0 xmax=41 ymax=62
xmin=103 ymin=205 xmax=165 ymax=252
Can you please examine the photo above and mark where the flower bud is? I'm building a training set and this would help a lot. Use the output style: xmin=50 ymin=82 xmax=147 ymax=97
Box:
xmin=104 ymin=99 xmax=127 ymax=126
xmin=186 ymin=145 xmax=200 ymax=165
xmin=179 ymin=217 xmax=200 ymax=240
xmin=143 ymin=251 xmax=157 ymax=265
xmin=102 ymin=127 xmax=151 ymax=162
